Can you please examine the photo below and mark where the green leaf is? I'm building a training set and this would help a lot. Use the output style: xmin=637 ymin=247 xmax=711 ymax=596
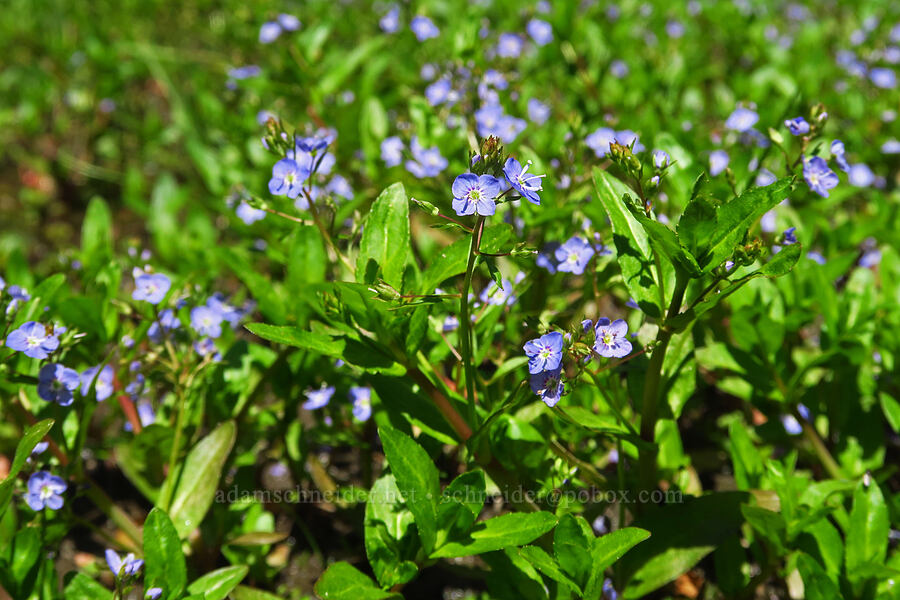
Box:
xmin=430 ymin=511 xmax=558 ymax=559
xmin=378 ymin=426 xmax=440 ymax=554
xmin=728 ymin=420 xmax=764 ymax=490
xmin=741 ymin=505 xmax=786 ymax=554
xmin=245 ymin=323 xmax=345 ymax=355
xmin=845 ymin=478 xmax=889 ymax=579
xmin=880 ymin=393 xmax=900 ymax=434
xmin=314 ymin=562 xmax=401 ymax=600
xmin=63 ymin=573 xmax=113 ymax=600
xmin=620 ymin=492 xmax=747 ymax=598
xmin=81 ymin=196 xmax=113 ymax=269
xmin=677 ymin=191 xmax=719 ymax=259
xmin=592 ymin=168 xmax=662 ymax=317
xmin=226 ymin=531 xmax=289 ymax=546
xmin=0 ymin=419 xmax=54 ymax=517
xmin=584 ymin=528 xmax=651 ymax=598
xmin=696 ymin=178 xmax=792 ymax=273
xmin=518 ymin=546 xmax=581 ymax=593
xmin=757 ymin=243 xmax=802 ymax=277
xmin=364 ymin=474 xmax=419 ymax=588
xmin=419 ymin=224 xmax=511 ymax=293
xmin=623 ymin=197 xmax=701 ymax=277
xmin=185 ymin=565 xmax=248 ymax=600
xmin=144 ymin=508 xmax=187 ymax=599
xmin=9 ymin=526 xmax=41 ymax=594
xmin=160 ymin=420 xmax=236 ymax=538
xmin=231 ymin=586 xmax=285 ymax=600
xmin=357 ymin=183 xmax=410 ymax=290
xmin=554 ymin=514 xmax=593 ymax=587
xmin=796 ymin=553 xmax=843 ymax=600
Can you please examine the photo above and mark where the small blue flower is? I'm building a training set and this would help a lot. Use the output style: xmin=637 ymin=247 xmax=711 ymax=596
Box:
xmin=38 ymin=363 xmax=80 ymax=406
xmin=132 ymin=270 xmax=171 ymax=304
xmin=425 ymin=78 xmax=452 ymax=106
xmin=848 ymin=163 xmax=874 ymax=187
xmin=6 ymin=321 xmax=59 ymax=359
xmin=602 ymin=578 xmax=618 ymax=600
xmin=527 ymin=99 xmax=550 ymax=125
xmin=146 ymin=588 xmax=163 ymax=600
xmin=475 ymin=104 xmax=505 ymax=138
xmin=830 ymin=140 xmax=849 ymax=172
xmin=303 ymin=385 xmax=335 ymax=410
xmin=496 ymin=115 xmax=527 ymax=143
xmin=709 ymin=149 xmax=729 ymax=176
xmin=148 ymin=309 xmax=181 ymax=343
xmin=380 ymin=136 xmax=404 ymax=167
xmin=882 ymin=139 xmax=900 ymax=154
xmin=405 ymin=137 xmax=447 ymax=178
xmin=190 ymin=306 xmax=223 ymax=338
xmin=27 ymin=441 xmax=48 ymax=464
xmin=442 ymin=315 xmax=459 ymax=332
xmin=615 ymin=130 xmax=645 ymax=152
xmin=802 ymin=156 xmax=839 ymax=197
xmin=724 ymin=107 xmax=759 ymax=132
xmin=259 ymin=21 xmax=281 ymax=44
xmin=25 ymin=471 xmax=66 ymax=511
xmin=594 ymin=318 xmax=632 ymax=358
xmin=523 ymin=331 xmax=564 ymax=374
xmin=380 ymin=5 xmax=400 ymax=33
xmin=410 ymin=16 xmax=439 ymax=41
xmin=236 ymin=201 xmax=266 ymax=225
xmin=869 ymin=67 xmax=897 ymax=89
xmin=536 ymin=242 xmax=561 ymax=274
xmin=80 ymin=365 xmax=114 ymax=401
xmin=269 ymin=158 xmax=309 ymax=199
xmin=781 ymin=415 xmax=802 ymax=435
xmin=806 ymin=251 xmax=826 ymax=265
xmin=193 ymin=337 xmax=222 ymax=362
xmin=277 ymin=14 xmax=300 ymax=31
xmin=527 ymin=19 xmax=553 ymax=45
xmin=555 ymin=237 xmax=594 ymax=275
xmin=586 ymin=127 xmax=617 ymax=158
xmin=106 ymin=549 xmax=144 ymax=579
xmin=610 ymin=59 xmax=629 ymax=78
xmin=497 ymin=33 xmax=523 ymax=58
xmin=755 ymin=168 xmax=776 ymax=186
xmin=480 ymin=279 xmax=516 ymax=306
xmin=503 ymin=157 xmax=545 ymax=205
xmin=652 ymin=149 xmax=670 ymax=169
xmin=124 ymin=400 xmax=156 ymax=432
xmin=782 ymin=227 xmax=798 ymax=245
xmin=350 ymin=387 xmax=372 ymax=421
xmin=784 ymin=117 xmax=810 ymax=136
xmin=451 ymin=173 xmax=502 ymax=216
xmin=530 ymin=367 xmax=564 ymax=407
xmin=227 ymin=65 xmax=261 ymax=80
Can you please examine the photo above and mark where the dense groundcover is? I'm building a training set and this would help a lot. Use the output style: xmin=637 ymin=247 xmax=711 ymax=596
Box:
xmin=2 ymin=0 xmax=899 ymax=598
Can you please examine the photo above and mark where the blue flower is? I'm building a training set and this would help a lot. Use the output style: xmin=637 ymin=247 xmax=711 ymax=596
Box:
xmin=602 ymin=578 xmax=618 ymax=600
xmin=451 ymin=174 xmax=502 ymax=216
xmin=405 ymin=137 xmax=447 ymax=178
xmin=802 ymin=156 xmax=839 ymax=197
xmin=268 ymin=158 xmax=309 ymax=199
xmin=132 ymin=270 xmax=171 ymax=304
xmin=425 ymin=78 xmax=452 ymax=106
xmin=610 ymin=59 xmax=629 ymax=78
xmin=709 ymin=150 xmax=729 ymax=176
xmin=236 ymin=202 xmax=266 ymax=225
xmin=615 ymin=130 xmax=645 ymax=152
xmin=410 ymin=16 xmax=439 ymax=41
xmin=497 ymin=33 xmax=523 ymax=58
xmin=782 ymin=227 xmax=798 ymax=245
xmin=6 ymin=321 xmax=59 ymax=359
xmin=496 ymin=115 xmax=528 ymax=143
xmin=350 ymin=387 xmax=372 ymax=421
xmin=536 ymin=242 xmax=561 ymax=274
xmin=869 ymin=67 xmax=897 ymax=89
xmin=259 ymin=21 xmax=281 ymax=44
xmin=303 ymin=385 xmax=335 ymax=410
xmin=227 ymin=65 xmax=261 ymax=80
xmin=882 ymin=139 xmax=900 ymax=154
xmin=80 ymin=365 xmax=114 ymax=401
xmin=475 ymin=104 xmax=505 ymax=138
xmin=527 ymin=99 xmax=550 ymax=125
xmin=555 ymin=237 xmax=594 ymax=275
xmin=124 ymin=400 xmax=156 ymax=432
xmin=148 ymin=308 xmax=181 ymax=343
xmin=146 ymin=588 xmax=163 ymax=600
xmin=586 ymin=127 xmax=617 ymax=158
xmin=190 ymin=306 xmax=223 ymax=338
xmin=106 ymin=549 xmax=144 ymax=579
xmin=724 ymin=107 xmax=759 ymax=132
xmin=380 ymin=5 xmax=400 ymax=33
xmin=524 ymin=331 xmax=564 ymax=374
xmin=781 ymin=415 xmax=802 ymax=435
xmin=206 ymin=293 xmax=242 ymax=327
xmin=806 ymin=251 xmax=826 ymax=265
xmin=503 ymin=157 xmax=545 ymax=205
xmin=830 ymin=140 xmax=850 ymax=172
xmin=326 ymin=175 xmax=354 ymax=200
xmin=380 ymin=136 xmax=404 ymax=167
xmin=278 ymin=14 xmax=300 ymax=31
xmin=37 ymin=363 xmax=80 ymax=406
xmin=784 ymin=117 xmax=810 ymax=136
xmin=848 ymin=163 xmax=875 ymax=187
xmin=594 ymin=318 xmax=632 ymax=358
xmin=480 ymin=279 xmax=516 ymax=306
xmin=25 ymin=471 xmax=66 ymax=511
xmin=755 ymin=168 xmax=776 ymax=186
xmin=27 ymin=441 xmax=48 ymax=464
xmin=652 ymin=149 xmax=670 ymax=168
xmin=193 ymin=337 xmax=222 ymax=362
xmin=530 ymin=367 xmax=564 ymax=407
xmin=527 ymin=19 xmax=553 ymax=46
xmin=442 ymin=315 xmax=459 ymax=332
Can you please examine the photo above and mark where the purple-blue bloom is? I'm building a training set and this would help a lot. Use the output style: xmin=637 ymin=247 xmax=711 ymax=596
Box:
xmin=350 ymin=387 xmax=372 ymax=421
xmin=802 ymin=156 xmax=839 ymax=197
xmin=784 ymin=117 xmax=810 ymax=135
xmin=496 ymin=33 xmax=523 ymax=58
xmin=380 ymin=136 xmax=404 ymax=167
xmin=725 ymin=107 xmax=759 ymax=132
xmin=303 ymin=385 xmax=335 ymax=410
xmin=106 ymin=549 xmax=144 ymax=578
xmin=268 ymin=158 xmax=309 ymax=199
xmin=869 ymin=67 xmax=897 ymax=89
xmin=530 ymin=367 xmax=564 ymax=407
xmin=527 ymin=19 xmax=553 ymax=46
xmin=425 ymin=78 xmax=452 ymax=106
xmin=594 ymin=318 xmax=632 ymax=358
xmin=410 ymin=16 xmax=439 ymax=41
xmin=6 ymin=321 xmax=59 ymax=359
xmin=190 ymin=306 xmax=223 ymax=338
xmin=236 ymin=201 xmax=266 ymax=225
xmin=442 ymin=315 xmax=459 ymax=332
xmin=475 ymin=104 xmax=504 ymax=138
xmin=830 ymin=140 xmax=849 ymax=172
xmin=652 ymin=149 xmax=670 ymax=169
xmin=146 ymin=589 xmax=163 ymax=600
xmin=259 ymin=21 xmax=281 ymax=43
xmin=37 ymin=363 xmax=80 ymax=406
xmin=782 ymin=227 xmax=798 ymax=245
xmin=523 ymin=331 xmax=564 ymax=374
xmin=380 ymin=5 xmax=400 ymax=33
xmin=527 ymin=99 xmax=550 ymax=125
xmin=806 ymin=251 xmax=826 ymax=265
xmin=848 ymin=163 xmax=874 ymax=187
xmin=277 ymin=14 xmax=300 ymax=31
xmin=610 ymin=59 xmax=629 ymax=78
xmin=503 ymin=157 xmax=545 ymax=205
xmin=615 ymin=130 xmax=645 ymax=152
xmin=586 ymin=127 xmax=617 ymax=158
xmin=480 ymin=279 xmax=516 ymax=307
xmin=132 ymin=270 xmax=171 ymax=304
xmin=555 ymin=237 xmax=594 ymax=275
xmin=228 ymin=65 xmax=261 ymax=80
xmin=80 ymin=364 xmax=114 ymax=401
xmin=709 ymin=149 xmax=729 ymax=176
xmin=148 ymin=308 xmax=181 ymax=343
xmin=25 ymin=471 xmax=66 ymax=511
xmin=405 ymin=137 xmax=447 ymax=178
xmin=536 ymin=242 xmax=561 ymax=274
xmin=451 ymin=174 xmax=502 ymax=217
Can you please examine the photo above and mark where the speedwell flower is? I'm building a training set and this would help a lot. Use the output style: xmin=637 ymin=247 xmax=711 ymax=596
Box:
xmin=524 ymin=331 xmax=564 ymax=374
xmin=80 ymin=365 xmax=114 ymax=401
xmin=25 ymin=471 xmax=67 ymax=511
xmin=451 ymin=174 xmax=502 ymax=216
xmin=6 ymin=321 xmax=59 ymax=359
xmin=594 ymin=318 xmax=632 ymax=358
xmin=802 ymin=155 xmax=839 ymax=197
xmin=530 ymin=367 xmax=564 ymax=407
xmin=303 ymin=385 xmax=335 ymax=410
xmin=106 ymin=549 xmax=144 ymax=579
xmin=268 ymin=158 xmax=309 ymax=199
xmin=38 ymin=363 xmax=80 ymax=406
xmin=555 ymin=237 xmax=594 ymax=275
xmin=132 ymin=270 xmax=171 ymax=304
xmin=784 ymin=117 xmax=810 ymax=135
xmin=503 ymin=157 xmax=545 ymax=205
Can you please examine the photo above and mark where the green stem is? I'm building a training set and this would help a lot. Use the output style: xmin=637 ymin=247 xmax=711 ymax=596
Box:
xmin=160 ymin=387 xmax=187 ymax=512
xmin=638 ymin=270 xmax=689 ymax=491
xmin=459 ymin=217 xmax=485 ymax=427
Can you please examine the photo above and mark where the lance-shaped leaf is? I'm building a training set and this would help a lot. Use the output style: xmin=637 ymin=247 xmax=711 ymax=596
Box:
xmin=357 ymin=182 xmax=411 ymax=289
xmin=430 ymin=511 xmax=558 ymax=558
xmin=621 ymin=194 xmax=702 ymax=277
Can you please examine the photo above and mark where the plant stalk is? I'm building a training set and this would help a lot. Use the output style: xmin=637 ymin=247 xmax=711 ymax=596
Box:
xmin=459 ymin=216 xmax=485 ymax=427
